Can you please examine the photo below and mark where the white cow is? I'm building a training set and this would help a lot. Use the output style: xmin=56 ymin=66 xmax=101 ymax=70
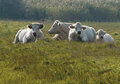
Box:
xmin=68 ymin=22 xmax=96 ymax=42
xmin=13 ymin=23 xmax=44 ymax=44
xmin=48 ymin=20 xmax=72 ymax=40
xmin=96 ymin=29 xmax=114 ymax=43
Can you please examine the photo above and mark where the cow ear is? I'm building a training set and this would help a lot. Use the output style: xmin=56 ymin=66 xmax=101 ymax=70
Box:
xmin=58 ymin=23 xmax=62 ymax=27
xmin=104 ymin=31 xmax=106 ymax=34
xmin=27 ymin=24 xmax=32 ymax=29
xmin=55 ymin=20 xmax=60 ymax=23
xmin=39 ymin=24 xmax=44 ymax=29
xmin=96 ymin=32 xmax=98 ymax=35
xmin=69 ymin=25 xmax=75 ymax=29
xmin=82 ymin=27 xmax=86 ymax=30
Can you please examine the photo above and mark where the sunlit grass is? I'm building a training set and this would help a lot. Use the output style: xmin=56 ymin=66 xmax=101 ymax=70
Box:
xmin=0 ymin=20 xmax=120 ymax=84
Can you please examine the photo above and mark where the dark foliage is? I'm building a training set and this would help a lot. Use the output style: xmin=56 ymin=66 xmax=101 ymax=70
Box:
xmin=0 ymin=0 xmax=120 ymax=21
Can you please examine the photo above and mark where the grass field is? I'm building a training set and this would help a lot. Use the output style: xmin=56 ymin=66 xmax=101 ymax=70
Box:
xmin=0 ymin=20 xmax=120 ymax=84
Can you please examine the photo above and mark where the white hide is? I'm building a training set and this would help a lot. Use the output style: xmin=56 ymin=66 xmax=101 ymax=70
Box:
xmin=48 ymin=20 xmax=72 ymax=40
xmin=68 ymin=22 xmax=96 ymax=42
xmin=13 ymin=23 xmax=44 ymax=44
xmin=96 ymin=29 xmax=114 ymax=43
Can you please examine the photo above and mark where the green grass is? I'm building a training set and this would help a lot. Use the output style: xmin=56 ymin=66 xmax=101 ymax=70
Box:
xmin=0 ymin=20 xmax=120 ymax=84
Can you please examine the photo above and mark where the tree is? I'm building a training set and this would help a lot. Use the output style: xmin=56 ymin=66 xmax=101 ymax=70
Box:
xmin=0 ymin=0 xmax=25 ymax=19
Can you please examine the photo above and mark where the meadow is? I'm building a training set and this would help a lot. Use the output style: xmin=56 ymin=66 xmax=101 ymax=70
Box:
xmin=0 ymin=20 xmax=120 ymax=84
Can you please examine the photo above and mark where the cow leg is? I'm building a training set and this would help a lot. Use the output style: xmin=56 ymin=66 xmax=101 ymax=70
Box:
xmin=22 ymin=36 xmax=28 ymax=43
xmin=82 ymin=37 xmax=88 ymax=42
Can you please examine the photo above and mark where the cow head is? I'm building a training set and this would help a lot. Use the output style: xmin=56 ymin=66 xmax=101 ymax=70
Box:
xmin=48 ymin=20 xmax=62 ymax=34
xmin=96 ymin=29 xmax=106 ymax=39
xmin=69 ymin=22 xmax=86 ymax=35
xmin=27 ymin=23 xmax=44 ymax=37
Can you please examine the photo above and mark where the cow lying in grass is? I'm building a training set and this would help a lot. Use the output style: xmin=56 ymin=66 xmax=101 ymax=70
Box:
xmin=68 ymin=22 xmax=96 ymax=42
xmin=96 ymin=29 xmax=114 ymax=43
xmin=13 ymin=23 xmax=44 ymax=44
xmin=48 ymin=20 xmax=72 ymax=40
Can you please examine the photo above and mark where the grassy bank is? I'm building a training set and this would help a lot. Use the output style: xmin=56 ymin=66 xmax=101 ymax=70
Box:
xmin=0 ymin=20 xmax=120 ymax=84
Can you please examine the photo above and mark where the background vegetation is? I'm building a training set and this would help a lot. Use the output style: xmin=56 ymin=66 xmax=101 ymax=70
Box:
xmin=0 ymin=0 xmax=120 ymax=21
xmin=0 ymin=20 xmax=120 ymax=84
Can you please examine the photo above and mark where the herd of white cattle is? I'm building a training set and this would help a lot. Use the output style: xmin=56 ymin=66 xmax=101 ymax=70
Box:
xmin=13 ymin=20 xmax=114 ymax=44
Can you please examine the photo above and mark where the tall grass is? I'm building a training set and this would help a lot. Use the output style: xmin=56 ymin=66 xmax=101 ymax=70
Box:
xmin=0 ymin=20 xmax=120 ymax=84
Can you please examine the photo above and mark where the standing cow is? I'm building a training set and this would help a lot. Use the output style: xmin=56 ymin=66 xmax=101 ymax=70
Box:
xmin=68 ymin=22 xmax=96 ymax=42
xmin=48 ymin=20 xmax=72 ymax=40
xmin=13 ymin=23 xmax=44 ymax=44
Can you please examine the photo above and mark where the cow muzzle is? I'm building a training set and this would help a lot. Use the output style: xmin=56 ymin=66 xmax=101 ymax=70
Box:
xmin=33 ymin=32 xmax=37 ymax=37
xmin=77 ymin=31 xmax=81 ymax=34
xmin=48 ymin=30 xmax=52 ymax=34
xmin=100 ymin=36 xmax=103 ymax=39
